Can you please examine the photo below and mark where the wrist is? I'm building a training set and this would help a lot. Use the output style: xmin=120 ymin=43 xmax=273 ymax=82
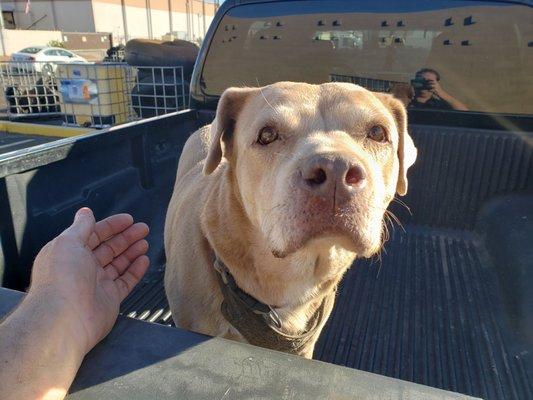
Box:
xmin=436 ymin=90 xmax=449 ymax=100
xmin=0 ymin=288 xmax=87 ymax=400
xmin=25 ymin=288 xmax=90 ymax=360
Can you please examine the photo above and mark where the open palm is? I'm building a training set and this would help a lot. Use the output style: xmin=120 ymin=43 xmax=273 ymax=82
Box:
xmin=30 ymin=208 xmax=150 ymax=353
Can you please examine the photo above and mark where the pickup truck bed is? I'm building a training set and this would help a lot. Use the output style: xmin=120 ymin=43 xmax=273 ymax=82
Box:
xmin=2 ymin=111 xmax=530 ymax=399
xmin=122 ymin=225 xmax=531 ymax=400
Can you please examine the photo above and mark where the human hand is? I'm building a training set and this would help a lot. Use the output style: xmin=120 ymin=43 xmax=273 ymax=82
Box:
xmin=426 ymin=78 xmax=444 ymax=97
xmin=28 ymin=207 xmax=150 ymax=355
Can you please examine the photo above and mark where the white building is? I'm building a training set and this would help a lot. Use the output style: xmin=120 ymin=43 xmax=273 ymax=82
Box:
xmin=1 ymin=0 xmax=217 ymax=44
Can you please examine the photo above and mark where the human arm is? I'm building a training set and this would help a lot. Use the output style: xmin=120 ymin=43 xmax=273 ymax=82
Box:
xmin=427 ymin=79 xmax=469 ymax=111
xmin=0 ymin=208 xmax=150 ymax=400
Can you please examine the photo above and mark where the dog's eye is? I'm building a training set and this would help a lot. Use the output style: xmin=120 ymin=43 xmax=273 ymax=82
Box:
xmin=257 ymin=127 xmax=279 ymax=145
xmin=367 ymin=125 xmax=387 ymax=143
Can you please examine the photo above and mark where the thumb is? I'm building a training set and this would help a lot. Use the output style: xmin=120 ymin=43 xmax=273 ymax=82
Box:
xmin=66 ymin=207 xmax=95 ymax=243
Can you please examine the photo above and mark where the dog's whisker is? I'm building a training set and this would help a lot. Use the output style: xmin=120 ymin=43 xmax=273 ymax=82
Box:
xmin=392 ymin=197 xmax=412 ymax=215
xmin=382 ymin=218 xmax=390 ymax=244
xmin=257 ymin=83 xmax=277 ymax=114
xmin=386 ymin=210 xmax=406 ymax=233
xmin=376 ymin=250 xmax=384 ymax=279
xmin=384 ymin=211 xmax=396 ymax=231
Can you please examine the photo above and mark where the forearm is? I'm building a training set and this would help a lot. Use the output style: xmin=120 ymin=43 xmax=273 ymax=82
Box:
xmin=0 ymin=209 xmax=149 ymax=399
xmin=438 ymin=91 xmax=468 ymax=111
xmin=0 ymin=291 xmax=85 ymax=400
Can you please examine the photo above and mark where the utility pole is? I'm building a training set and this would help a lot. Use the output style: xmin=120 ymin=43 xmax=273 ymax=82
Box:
xmin=121 ymin=0 xmax=129 ymax=43
xmin=167 ymin=0 xmax=173 ymax=36
xmin=0 ymin=0 xmax=6 ymax=57
xmin=185 ymin=0 xmax=190 ymax=40
xmin=145 ymin=0 xmax=153 ymax=39
xmin=201 ymin=0 xmax=206 ymax=38
xmin=50 ymin=0 xmax=58 ymax=29
xmin=190 ymin=0 xmax=194 ymax=40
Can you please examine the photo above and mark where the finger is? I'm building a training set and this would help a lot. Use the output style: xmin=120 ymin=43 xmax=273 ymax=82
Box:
xmin=102 ymin=264 xmax=119 ymax=281
xmin=93 ymin=223 xmax=149 ymax=267
xmin=115 ymin=255 xmax=150 ymax=301
xmin=88 ymin=214 xmax=134 ymax=250
xmin=63 ymin=208 xmax=95 ymax=243
xmin=103 ymin=239 xmax=149 ymax=279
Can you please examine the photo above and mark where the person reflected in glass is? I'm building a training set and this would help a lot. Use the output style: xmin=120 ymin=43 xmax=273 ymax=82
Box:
xmin=409 ymin=68 xmax=468 ymax=111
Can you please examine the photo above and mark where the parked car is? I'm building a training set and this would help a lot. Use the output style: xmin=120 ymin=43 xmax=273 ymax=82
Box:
xmin=10 ymin=46 xmax=88 ymax=73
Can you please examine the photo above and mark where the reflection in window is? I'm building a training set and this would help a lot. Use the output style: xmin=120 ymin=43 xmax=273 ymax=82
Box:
xmin=314 ymin=31 xmax=363 ymax=50
xmin=202 ymin=1 xmax=533 ymax=115
xmin=331 ymin=74 xmax=400 ymax=93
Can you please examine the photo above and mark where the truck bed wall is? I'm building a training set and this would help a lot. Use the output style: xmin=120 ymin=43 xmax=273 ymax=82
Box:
xmin=0 ymin=110 xmax=207 ymax=289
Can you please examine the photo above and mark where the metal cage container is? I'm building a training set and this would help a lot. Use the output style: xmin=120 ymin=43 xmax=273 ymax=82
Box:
xmin=0 ymin=61 xmax=62 ymax=119
xmin=58 ymin=63 xmax=136 ymax=128
xmin=0 ymin=61 xmax=187 ymax=128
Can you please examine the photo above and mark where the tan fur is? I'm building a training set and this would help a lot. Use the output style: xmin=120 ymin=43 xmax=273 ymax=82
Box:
xmin=164 ymin=82 xmax=417 ymax=358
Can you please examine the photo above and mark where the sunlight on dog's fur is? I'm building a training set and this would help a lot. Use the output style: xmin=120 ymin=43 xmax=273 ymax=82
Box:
xmin=164 ymin=82 xmax=417 ymax=358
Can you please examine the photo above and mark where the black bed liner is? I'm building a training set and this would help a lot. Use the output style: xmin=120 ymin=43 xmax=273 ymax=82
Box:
xmin=120 ymin=226 xmax=531 ymax=400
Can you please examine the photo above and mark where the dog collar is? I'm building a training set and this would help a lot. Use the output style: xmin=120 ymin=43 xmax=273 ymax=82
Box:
xmin=213 ymin=256 xmax=336 ymax=355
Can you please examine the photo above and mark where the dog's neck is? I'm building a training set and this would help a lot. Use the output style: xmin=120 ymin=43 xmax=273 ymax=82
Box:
xmin=201 ymin=167 xmax=356 ymax=333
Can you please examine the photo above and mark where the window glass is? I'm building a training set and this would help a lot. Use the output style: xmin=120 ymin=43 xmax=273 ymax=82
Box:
xmin=202 ymin=1 xmax=533 ymax=115
xmin=2 ymin=11 xmax=15 ymax=29
xmin=44 ymin=49 xmax=59 ymax=56
xmin=58 ymin=50 xmax=73 ymax=57
xmin=20 ymin=47 xmax=42 ymax=54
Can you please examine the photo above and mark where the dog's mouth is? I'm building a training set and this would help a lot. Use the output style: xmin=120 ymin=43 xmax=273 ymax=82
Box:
xmin=270 ymin=215 xmax=380 ymax=259
xmin=271 ymin=227 xmax=343 ymax=258
xmin=265 ymin=177 xmax=386 ymax=259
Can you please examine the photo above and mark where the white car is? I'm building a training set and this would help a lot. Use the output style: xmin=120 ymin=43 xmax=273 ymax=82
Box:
xmin=11 ymin=46 xmax=88 ymax=73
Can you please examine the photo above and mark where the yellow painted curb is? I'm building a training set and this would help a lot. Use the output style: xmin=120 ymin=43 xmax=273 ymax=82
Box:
xmin=0 ymin=121 xmax=93 ymax=138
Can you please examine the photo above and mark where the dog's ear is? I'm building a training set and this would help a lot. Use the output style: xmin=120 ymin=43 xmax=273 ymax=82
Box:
xmin=375 ymin=93 xmax=417 ymax=196
xmin=204 ymin=87 xmax=257 ymax=175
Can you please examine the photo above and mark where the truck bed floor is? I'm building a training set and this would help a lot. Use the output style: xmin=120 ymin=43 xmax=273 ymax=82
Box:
xmin=120 ymin=226 xmax=532 ymax=400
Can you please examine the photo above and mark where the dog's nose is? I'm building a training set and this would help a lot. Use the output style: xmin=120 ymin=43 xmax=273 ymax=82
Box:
xmin=301 ymin=154 xmax=366 ymax=198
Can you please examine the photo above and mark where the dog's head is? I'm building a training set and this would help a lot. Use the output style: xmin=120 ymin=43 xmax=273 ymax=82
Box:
xmin=204 ymin=82 xmax=417 ymax=258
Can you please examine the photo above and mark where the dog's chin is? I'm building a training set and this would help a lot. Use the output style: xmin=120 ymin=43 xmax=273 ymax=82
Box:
xmin=270 ymin=226 xmax=380 ymax=259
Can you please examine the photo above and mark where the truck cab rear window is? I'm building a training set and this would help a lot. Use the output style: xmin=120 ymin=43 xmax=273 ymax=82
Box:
xmin=201 ymin=0 xmax=533 ymax=116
